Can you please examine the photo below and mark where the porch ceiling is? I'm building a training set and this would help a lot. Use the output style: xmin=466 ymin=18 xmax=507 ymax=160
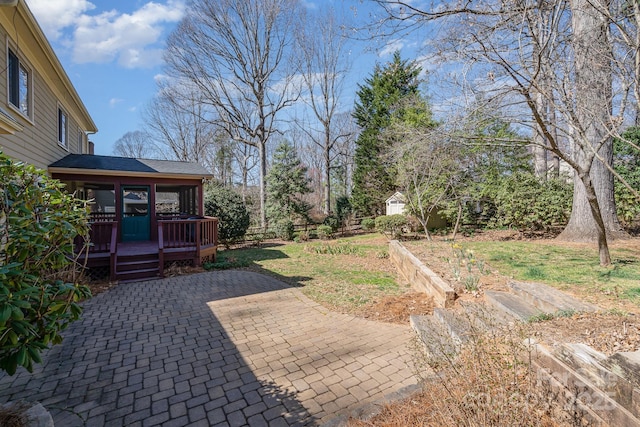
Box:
xmin=49 ymin=154 xmax=213 ymax=180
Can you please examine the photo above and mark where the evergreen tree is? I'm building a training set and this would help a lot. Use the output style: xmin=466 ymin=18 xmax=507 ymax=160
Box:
xmin=351 ymin=51 xmax=422 ymax=216
xmin=204 ymin=184 xmax=250 ymax=245
xmin=613 ymin=127 xmax=640 ymax=225
xmin=266 ymin=141 xmax=312 ymax=224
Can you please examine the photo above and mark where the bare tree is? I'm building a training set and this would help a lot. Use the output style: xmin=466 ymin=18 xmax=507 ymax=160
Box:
xmin=386 ymin=124 xmax=461 ymax=240
xmin=372 ymin=0 xmax=639 ymax=265
xmin=143 ymin=83 xmax=217 ymax=164
xmin=164 ymin=0 xmax=302 ymax=229
xmin=330 ymin=112 xmax=358 ymax=199
xmin=233 ymin=141 xmax=259 ymax=202
xmin=113 ymin=131 xmax=155 ymax=158
xmin=295 ymin=128 xmax=325 ymax=213
xmin=295 ymin=7 xmax=352 ymax=214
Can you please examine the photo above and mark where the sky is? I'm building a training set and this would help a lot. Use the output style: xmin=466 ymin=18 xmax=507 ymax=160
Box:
xmin=24 ymin=0 xmax=425 ymax=156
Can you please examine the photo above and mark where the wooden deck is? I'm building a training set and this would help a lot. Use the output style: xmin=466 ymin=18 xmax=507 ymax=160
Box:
xmin=117 ymin=241 xmax=159 ymax=256
xmin=77 ymin=217 xmax=218 ymax=282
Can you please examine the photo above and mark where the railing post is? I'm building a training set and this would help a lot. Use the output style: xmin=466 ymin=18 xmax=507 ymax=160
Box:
xmin=109 ymin=222 xmax=117 ymax=282
xmin=158 ymin=222 xmax=165 ymax=278
xmin=214 ymin=218 xmax=218 ymax=249
xmin=195 ymin=219 xmax=202 ymax=266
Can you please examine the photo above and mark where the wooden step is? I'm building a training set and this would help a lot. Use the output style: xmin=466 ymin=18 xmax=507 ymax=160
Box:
xmin=509 ymin=280 xmax=599 ymax=314
xmin=602 ymin=351 xmax=640 ymax=417
xmin=531 ymin=341 xmax=640 ymax=426
xmin=410 ymin=314 xmax=459 ymax=365
xmin=432 ymin=307 xmax=482 ymax=345
xmin=555 ymin=343 xmax=637 ymax=416
xmin=485 ymin=290 xmax=545 ymax=321
xmin=117 ymin=260 xmax=159 ymax=272
xmin=458 ymin=300 xmax=513 ymax=330
xmin=116 ymin=268 xmax=159 ymax=282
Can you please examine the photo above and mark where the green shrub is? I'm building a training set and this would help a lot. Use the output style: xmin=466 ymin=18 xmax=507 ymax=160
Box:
xmin=317 ymin=225 xmax=333 ymax=240
xmin=614 ymin=127 xmax=640 ymax=226
xmin=0 ymin=153 xmax=91 ymax=375
xmin=335 ymin=196 xmax=352 ymax=230
xmin=375 ymin=214 xmax=408 ymax=238
xmin=361 ymin=218 xmax=376 ymax=231
xmin=204 ymin=184 xmax=250 ymax=245
xmin=323 ymin=215 xmax=340 ymax=232
xmin=272 ymin=219 xmax=295 ymax=240
xmin=492 ymin=172 xmax=572 ymax=231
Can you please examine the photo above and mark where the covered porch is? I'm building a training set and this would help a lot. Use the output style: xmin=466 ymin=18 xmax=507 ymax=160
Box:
xmin=50 ymin=154 xmax=218 ymax=281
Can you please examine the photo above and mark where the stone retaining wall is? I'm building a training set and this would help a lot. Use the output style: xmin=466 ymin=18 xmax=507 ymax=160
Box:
xmin=389 ymin=240 xmax=456 ymax=308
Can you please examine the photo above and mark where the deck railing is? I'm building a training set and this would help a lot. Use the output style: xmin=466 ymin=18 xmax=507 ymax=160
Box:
xmin=158 ymin=216 xmax=218 ymax=276
xmin=89 ymin=212 xmax=117 ymax=223
xmin=85 ymin=221 xmax=118 ymax=253
xmin=76 ymin=221 xmax=118 ymax=281
xmin=79 ymin=217 xmax=217 ymax=280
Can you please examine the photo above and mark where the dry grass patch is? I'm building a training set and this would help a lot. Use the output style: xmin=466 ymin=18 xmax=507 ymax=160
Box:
xmin=349 ymin=322 xmax=594 ymax=427
xmin=356 ymin=292 xmax=434 ymax=324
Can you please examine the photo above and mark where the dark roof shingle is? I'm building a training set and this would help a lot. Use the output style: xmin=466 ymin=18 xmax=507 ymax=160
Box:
xmin=49 ymin=154 xmax=212 ymax=178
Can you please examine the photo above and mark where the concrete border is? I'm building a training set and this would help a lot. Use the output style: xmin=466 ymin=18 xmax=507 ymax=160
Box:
xmin=389 ymin=240 xmax=456 ymax=308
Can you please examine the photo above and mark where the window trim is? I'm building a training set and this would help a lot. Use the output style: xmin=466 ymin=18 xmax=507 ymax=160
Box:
xmin=6 ymin=45 xmax=33 ymax=121
xmin=57 ymin=105 xmax=69 ymax=150
xmin=77 ymin=127 xmax=84 ymax=153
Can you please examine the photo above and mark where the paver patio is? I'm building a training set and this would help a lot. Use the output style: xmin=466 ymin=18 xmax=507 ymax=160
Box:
xmin=0 ymin=270 xmax=417 ymax=426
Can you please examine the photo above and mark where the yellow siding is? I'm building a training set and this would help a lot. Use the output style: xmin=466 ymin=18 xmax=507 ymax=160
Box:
xmin=0 ymin=3 xmax=95 ymax=170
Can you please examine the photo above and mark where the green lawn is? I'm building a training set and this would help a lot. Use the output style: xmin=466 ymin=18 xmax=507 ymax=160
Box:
xmin=207 ymin=233 xmax=640 ymax=313
xmin=462 ymin=240 xmax=640 ymax=304
xmin=206 ymin=234 xmax=407 ymax=313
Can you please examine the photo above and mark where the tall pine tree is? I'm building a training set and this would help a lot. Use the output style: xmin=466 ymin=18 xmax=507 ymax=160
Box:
xmin=266 ymin=141 xmax=312 ymax=223
xmin=351 ymin=51 xmax=422 ymax=216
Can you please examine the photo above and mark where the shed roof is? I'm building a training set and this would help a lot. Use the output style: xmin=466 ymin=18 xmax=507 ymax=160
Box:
xmin=385 ymin=192 xmax=406 ymax=204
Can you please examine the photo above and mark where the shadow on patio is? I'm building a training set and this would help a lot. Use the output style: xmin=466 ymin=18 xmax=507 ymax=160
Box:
xmin=0 ymin=270 xmax=316 ymax=426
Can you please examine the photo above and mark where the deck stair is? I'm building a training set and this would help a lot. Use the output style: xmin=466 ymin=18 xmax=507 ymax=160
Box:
xmin=115 ymin=252 xmax=160 ymax=282
xmin=410 ymin=280 xmax=640 ymax=426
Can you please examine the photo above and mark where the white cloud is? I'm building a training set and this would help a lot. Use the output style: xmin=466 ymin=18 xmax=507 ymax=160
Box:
xmin=300 ymin=0 xmax=317 ymax=9
xmin=26 ymin=0 xmax=95 ymax=40
xmin=109 ymin=98 xmax=123 ymax=108
xmin=73 ymin=1 xmax=185 ymax=68
xmin=378 ymin=39 xmax=405 ymax=57
xmin=153 ymin=73 xmax=169 ymax=84
xmin=415 ymin=53 xmax=442 ymax=74
xmin=26 ymin=0 xmax=185 ymax=69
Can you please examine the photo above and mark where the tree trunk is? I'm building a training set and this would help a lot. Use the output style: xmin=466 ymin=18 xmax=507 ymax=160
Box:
xmin=558 ymin=0 xmax=627 ymax=265
xmin=532 ymin=90 xmax=548 ymax=180
xmin=451 ymin=201 xmax=463 ymax=242
xmin=324 ymin=141 xmax=331 ymax=215
xmin=259 ymin=140 xmax=267 ymax=229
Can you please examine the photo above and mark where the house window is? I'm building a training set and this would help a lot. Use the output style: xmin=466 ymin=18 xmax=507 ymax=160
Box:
xmin=58 ymin=107 xmax=68 ymax=148
xmin=7 ymin=48 xmax=31 ymax=118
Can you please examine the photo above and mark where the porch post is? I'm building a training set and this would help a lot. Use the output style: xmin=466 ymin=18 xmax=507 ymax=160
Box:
xmin=150 ymin=184 xmax=157 ymax=240
xmin=198 ymin=182 xmax=204 ymax=216
xmin=114 ymin=181 xmax=121 ymax=242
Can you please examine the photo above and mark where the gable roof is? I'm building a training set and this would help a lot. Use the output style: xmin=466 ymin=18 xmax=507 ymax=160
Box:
xmin=49 ymin=154 xmax=213 ymax=180
xmin=385 ymin=192 xmax=406 ymax=204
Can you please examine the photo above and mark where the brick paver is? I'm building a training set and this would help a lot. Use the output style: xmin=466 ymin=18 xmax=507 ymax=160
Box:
xmin=0 ymin=271 xmax=417 ymax=426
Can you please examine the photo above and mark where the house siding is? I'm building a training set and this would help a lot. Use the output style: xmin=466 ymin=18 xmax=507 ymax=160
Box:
xmin=0 ymin=3 xmax=95 ymax=170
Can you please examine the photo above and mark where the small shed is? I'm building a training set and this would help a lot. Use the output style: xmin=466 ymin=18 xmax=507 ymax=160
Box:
xmin=385 ymin=192 xmax=407 ymax=216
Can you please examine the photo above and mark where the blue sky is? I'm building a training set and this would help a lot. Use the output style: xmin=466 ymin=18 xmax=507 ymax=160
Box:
xmin=25 ymin=0 xmax=425 ymax=156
